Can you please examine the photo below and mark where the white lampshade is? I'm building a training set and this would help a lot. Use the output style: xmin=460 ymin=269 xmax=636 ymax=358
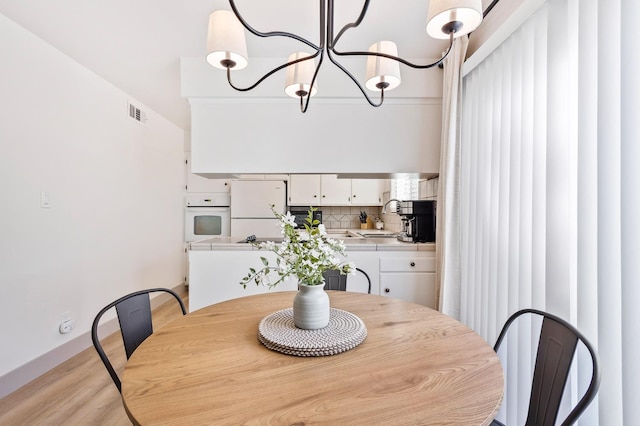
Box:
xmin=365 ymin=41 xmax=401 ymax=92
xmin=284 ymin=52 xmax=318 ymax=98
xmin=206 ymin=10 xmax=248 ymax=70
xmin=426 ymin=0 xmax=483 ymax=39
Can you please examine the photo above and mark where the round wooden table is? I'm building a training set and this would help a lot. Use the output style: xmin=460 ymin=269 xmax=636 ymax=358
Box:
xmin=122 ymin=291 xmax=503 ymax=425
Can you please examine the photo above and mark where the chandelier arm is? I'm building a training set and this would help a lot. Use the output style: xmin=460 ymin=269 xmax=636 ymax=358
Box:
xmin=226 ymin=52 xmax=321 ymax=92
xmin=327 ymin=0 xmax=370 ymax=50
xmin=228 ymin=0 xmax=321 ymax=51
xmin=300 ymin=51 xmax=324 ymax=113
xmin=326 ymin=49 xmax=383 ymax=108
xmin=331 ymin=31 xmax=455 ymax=70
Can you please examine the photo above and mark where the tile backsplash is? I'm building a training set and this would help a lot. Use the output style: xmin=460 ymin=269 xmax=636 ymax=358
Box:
xmin=319 ymin=206 xmax=383 ymax=230
xmin=311 ymin=206 xmax=401 ymax=232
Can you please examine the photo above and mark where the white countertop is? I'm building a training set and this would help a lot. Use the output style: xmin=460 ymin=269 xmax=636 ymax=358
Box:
xmin=189 ymin=229 xmax=435 ymax=252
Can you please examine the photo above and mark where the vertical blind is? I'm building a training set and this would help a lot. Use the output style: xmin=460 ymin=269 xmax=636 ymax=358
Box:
xmin=461 ymin=6 xmax=551 ymax=423
xmin=454 ymin=0 xmax=640 ymax=423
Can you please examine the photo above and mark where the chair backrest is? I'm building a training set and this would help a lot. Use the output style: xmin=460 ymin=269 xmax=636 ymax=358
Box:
xmin=494 ymin=309 xmax=601 ymax=426
xmin=323 ymin=268 xmax=371 ymax=294
xmin=91 ymin=287 xmax=186 ymax=393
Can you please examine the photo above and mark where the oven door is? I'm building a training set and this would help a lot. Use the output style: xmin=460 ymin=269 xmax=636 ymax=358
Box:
xmin=184 ymin=207 xmax=231 ymax=242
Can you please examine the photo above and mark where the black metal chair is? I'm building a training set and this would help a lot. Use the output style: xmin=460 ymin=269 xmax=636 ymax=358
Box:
xmin=323 ymin=268 xmax=372 ymax=294
xmin=91 ymin=287 xmax=186 ymax=393
xmin=491 ymin=308 xmax=601 ymax=426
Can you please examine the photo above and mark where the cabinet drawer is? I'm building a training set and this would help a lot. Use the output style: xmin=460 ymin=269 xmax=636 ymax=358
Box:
xmin=380 ymin=273 xmax=436 ymax=308
xmin=379 ymin=256 xmax=435 ymax=272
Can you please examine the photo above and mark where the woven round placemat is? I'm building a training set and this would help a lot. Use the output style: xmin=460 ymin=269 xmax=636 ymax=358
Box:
xmin=258 ymin=308 xmax=367 ymax=357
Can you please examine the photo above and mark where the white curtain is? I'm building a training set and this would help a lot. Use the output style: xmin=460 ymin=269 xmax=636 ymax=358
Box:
xmin=444 ymin=0 xmax=640 ymax=423
xmin=436 ymin=36 xmax=468 ymax=317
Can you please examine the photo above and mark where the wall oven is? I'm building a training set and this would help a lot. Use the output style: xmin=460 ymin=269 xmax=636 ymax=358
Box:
xmin=185 ymin=193 xmax=231 ymax=242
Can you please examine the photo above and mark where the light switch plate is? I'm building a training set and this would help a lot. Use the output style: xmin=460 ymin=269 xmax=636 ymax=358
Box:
xmin=40 ymin=191 xmax=51 ymax=208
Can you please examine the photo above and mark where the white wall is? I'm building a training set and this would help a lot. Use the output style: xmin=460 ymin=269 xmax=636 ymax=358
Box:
xmin=182 ymin=57 xmax=443 ymax=177
xmin=0 ymin=13 xmax=185 ymax=394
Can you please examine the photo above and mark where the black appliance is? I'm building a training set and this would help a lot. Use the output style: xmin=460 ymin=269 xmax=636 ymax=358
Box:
xmin=290 ymin=209 xmax=322 ymax=228
xmin=396 ymin=200 xmax=436 ymax=243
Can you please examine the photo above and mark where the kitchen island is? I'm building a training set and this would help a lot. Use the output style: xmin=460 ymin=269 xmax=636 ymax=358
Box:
xmin=189 ymin=231 xmax=436 ymax=312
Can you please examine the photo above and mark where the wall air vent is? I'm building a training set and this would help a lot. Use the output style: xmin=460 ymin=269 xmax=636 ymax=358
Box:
xmin=128 ymin=102 xmax=148 ymax=126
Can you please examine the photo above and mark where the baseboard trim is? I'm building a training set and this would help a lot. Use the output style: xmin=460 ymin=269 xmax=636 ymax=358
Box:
xmin=0 ymin=284 xmax=185 ymax=399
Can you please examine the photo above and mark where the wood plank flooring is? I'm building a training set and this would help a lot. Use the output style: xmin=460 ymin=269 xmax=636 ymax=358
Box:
xmin=0 ymin=286 xmax=189 ymax=425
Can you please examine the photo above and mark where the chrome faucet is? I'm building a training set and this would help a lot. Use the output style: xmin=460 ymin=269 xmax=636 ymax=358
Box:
xmin=382 ymin=198 xmax=402 ymax=215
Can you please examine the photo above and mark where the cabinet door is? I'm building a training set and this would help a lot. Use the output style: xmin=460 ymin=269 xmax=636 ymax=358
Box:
xmin=339 ymin=251 xmax=380 ymax=295
xmin=289 ymin=174 xmax=321 ymax=206
xmin=189 ymin=250 xmax=298 ymax=311
xmin=320 ymin=175 xmax=351 ymax=205
xmin=380 ymin=273 xmax=436 ymax=308
xmin=351 ymin=179 xmax=383 ymax=205
xmin=185 ymin=153 xmax=230 ymax=193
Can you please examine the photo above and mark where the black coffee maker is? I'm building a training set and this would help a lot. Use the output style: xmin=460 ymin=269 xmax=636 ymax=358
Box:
xmin=396 ymin=200 xmax=437 ymax=243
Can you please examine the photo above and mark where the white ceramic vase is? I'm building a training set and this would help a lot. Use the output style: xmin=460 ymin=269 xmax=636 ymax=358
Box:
xmin=293 ymin=283 xmax=330 ymax=330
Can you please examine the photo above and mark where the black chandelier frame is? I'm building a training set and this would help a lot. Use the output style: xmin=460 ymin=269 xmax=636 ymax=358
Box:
xmin=221 ymin=0 xmax=458 ymax=113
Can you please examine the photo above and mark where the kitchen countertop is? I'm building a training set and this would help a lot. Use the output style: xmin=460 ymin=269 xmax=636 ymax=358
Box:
xmin=189 ymin=229 xmax=435 ymax=252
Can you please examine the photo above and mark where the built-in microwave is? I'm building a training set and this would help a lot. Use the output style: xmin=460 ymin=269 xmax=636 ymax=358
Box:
xmin=290 ymin=209 xmax=322 ymax=228
xmin=185 ymin=194 xmax=231 ymax=242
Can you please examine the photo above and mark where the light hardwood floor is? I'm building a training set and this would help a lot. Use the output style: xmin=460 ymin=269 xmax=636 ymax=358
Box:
xmin=0 ymin=286 xmax=189 ymax=425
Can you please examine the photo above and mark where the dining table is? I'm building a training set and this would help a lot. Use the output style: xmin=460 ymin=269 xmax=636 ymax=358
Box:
xmin=121 ymin=291 xmax=504 ymax=425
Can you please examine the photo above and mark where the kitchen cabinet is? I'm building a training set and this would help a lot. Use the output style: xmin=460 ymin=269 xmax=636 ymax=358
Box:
xmin=320 ymin=175 xmax=352 ymax=205
xmin=289 ymin=174 xmax=384 ymax=206
xmin=185 ymin=153 xmax=230 ymax=193
xmin=340 ymin=250 xmax=380 ymax=295
xmin=189 ymin=250 xmax=299 ymax=311
xmin=379 ymin=251 xmax=436 ymax=308
xmin=289 ymin=174 xmax=322 ymax=205
xmin=189 ymin=244 xmax=436 ymax=310
xmin=351 ymin=179 xmax=383 ymax=205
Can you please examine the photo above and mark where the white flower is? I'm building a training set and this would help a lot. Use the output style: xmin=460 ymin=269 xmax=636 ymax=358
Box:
xmin=282 ymin=211 xmax=297 ymax=227
xmin=239 ymin=207 xmax=355 ymax=288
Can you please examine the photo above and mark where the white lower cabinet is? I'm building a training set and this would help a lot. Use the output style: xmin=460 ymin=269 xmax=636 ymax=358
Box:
xmin=189 ymin=247 xmax=436 ymax=311
xmin=189 ymin=250 xmax=298 ymax=312
xmin=379 ymin=251 xmax=437 ymax=308
xmin=340 ymin=250 xmax=380 ymax=295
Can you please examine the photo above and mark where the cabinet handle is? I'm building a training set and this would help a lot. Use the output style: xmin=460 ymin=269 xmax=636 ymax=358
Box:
xmin=314 ymin=195 xmax=318 ymax=198
xmin=410 ymin=262 xmax=416 ymax=267
xmin=322 ymin=195 xmax=325 ymax=198
xmin=385 ymin=288 xmax=390 ymax=293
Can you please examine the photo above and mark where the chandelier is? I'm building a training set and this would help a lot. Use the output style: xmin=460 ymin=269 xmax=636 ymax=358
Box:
xmin=206 ymin=0 xmax=483 ymax=113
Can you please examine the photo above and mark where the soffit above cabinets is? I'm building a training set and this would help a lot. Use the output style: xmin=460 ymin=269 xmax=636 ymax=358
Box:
xmin=189 ymin=100 xmax=442 ymax=177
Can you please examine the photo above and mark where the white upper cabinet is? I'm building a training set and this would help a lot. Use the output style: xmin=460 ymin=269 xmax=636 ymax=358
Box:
xmin=320 ymin=175 xmax=352 ymax=205
xmin=289 ymin=175 xmax=384 ymax=206
xmin=185 ymin=153 xmax=230 ymax=193
xmin=289 ymin=174 xmax=322 ymax=205
xmin=351 ymin=179 xmax=383 ymax=205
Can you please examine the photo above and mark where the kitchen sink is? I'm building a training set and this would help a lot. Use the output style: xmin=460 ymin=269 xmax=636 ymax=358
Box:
xmin=326 ymin=231 xmax=357 ymax=239
xmin=353 ymin=230 xmax=398 ymax=238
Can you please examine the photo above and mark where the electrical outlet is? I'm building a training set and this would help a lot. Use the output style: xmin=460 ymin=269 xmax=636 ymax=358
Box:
xmin=59 ymin=319 xmax=74 ymax=334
